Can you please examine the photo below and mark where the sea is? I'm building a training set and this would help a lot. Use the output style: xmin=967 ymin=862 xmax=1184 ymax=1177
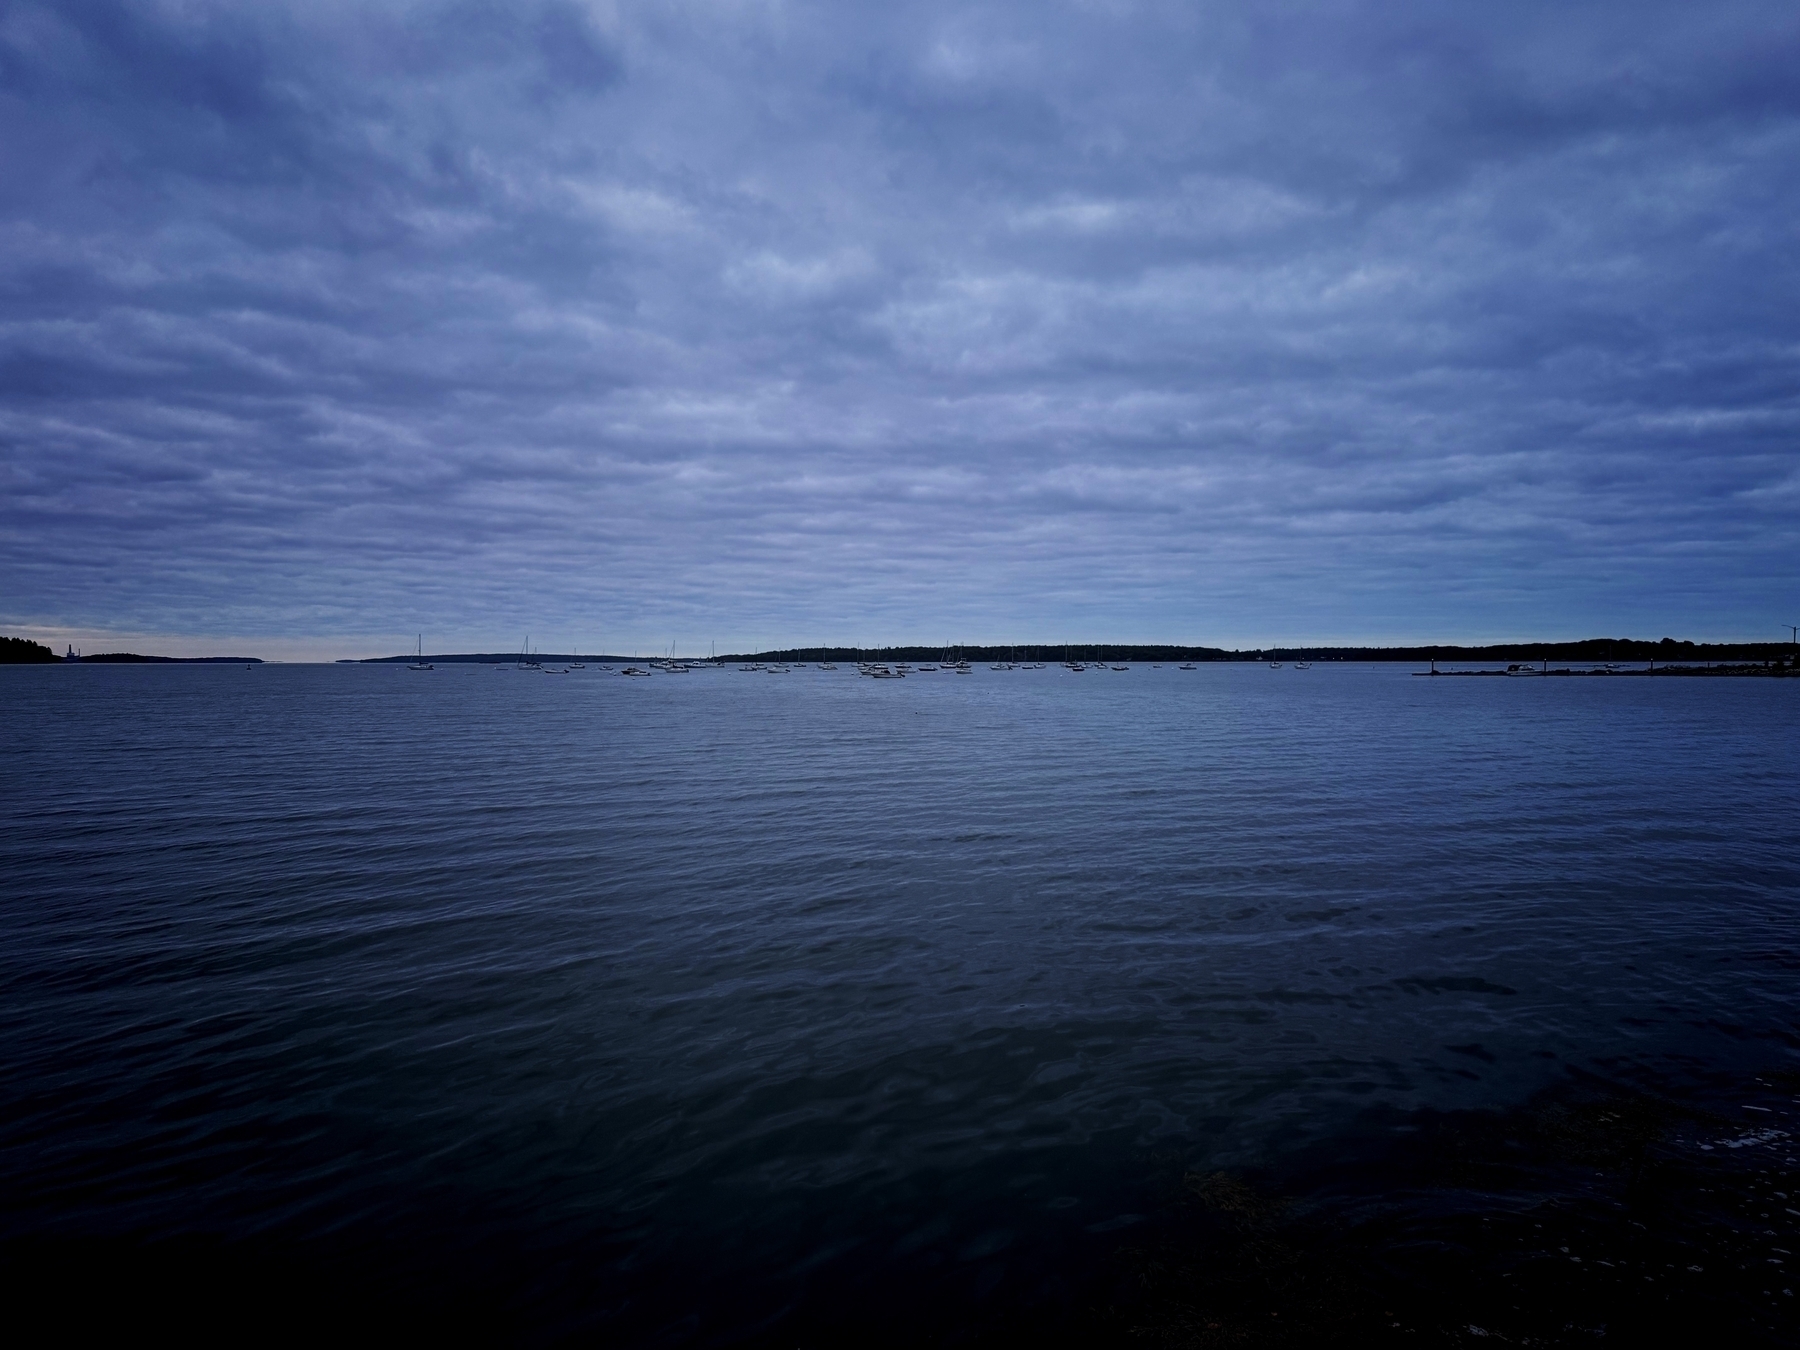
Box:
xmin=2 ymin=661 xmax=1797 ymax=1345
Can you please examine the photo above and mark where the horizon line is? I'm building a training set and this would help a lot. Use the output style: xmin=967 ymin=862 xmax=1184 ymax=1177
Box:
xmin=11 ymin=634 xmax=1798 ymax=665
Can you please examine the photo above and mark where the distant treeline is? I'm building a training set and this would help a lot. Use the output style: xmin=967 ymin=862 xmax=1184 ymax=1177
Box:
xmin=728 ymin=638 xmax=1800 ymax=664
xmin=0 ymin=635 xmax=58 ymax=663
xmin=0 ymin=638 xmax=263 ymax=663
xmin=77 ymin=653 xmax=264 ymax=663
xmin=10 ymin=637 xmax=1796 ymax=667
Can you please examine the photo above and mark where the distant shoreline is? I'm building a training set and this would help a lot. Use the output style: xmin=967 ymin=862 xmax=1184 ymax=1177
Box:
xmin=719 ymin=639 xmax=1800 ymax=665
xmin=353 ymin=639 xmax=1791 ymax=666
xmin=4 ymin=636 xmax=1796 ymax=667
xmin=73 ymin=653 xmax=264 ymax=664
xmin=0 ymin=638 xmax=263 ymax=664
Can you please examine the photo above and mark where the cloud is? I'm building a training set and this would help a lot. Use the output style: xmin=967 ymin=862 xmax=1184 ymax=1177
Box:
xmin=1 ymin=0 xmax=1796 ymax=655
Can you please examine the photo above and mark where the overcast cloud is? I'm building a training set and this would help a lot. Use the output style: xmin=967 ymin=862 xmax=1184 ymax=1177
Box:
xmin=2 ymin=0 xmax=1796 ymax=656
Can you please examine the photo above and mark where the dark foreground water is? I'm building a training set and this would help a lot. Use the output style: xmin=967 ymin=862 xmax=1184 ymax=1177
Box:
xmin=2 ymin=662 xmax=1797 ymax=1345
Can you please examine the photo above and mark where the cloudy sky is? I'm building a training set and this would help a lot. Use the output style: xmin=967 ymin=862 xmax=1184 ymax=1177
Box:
xmin=2 ymin=0 xmax=1796 ymax=657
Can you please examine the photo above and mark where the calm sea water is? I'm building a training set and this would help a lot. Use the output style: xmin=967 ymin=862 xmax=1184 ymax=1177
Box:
xmin=2 ymin=663 xmax=1796 ymax=1340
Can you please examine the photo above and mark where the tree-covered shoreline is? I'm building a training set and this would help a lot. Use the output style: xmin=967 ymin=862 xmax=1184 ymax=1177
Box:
xmin=0 ymin=636 xmax=58 ymax=663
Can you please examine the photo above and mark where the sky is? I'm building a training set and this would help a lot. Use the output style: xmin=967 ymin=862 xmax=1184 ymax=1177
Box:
xmin=2 ymin=0 xmax=1797 ymax=659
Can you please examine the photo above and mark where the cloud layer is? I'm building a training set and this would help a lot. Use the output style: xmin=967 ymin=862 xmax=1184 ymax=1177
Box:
xmin=3 ymin=0 xmax=1797 ymax=654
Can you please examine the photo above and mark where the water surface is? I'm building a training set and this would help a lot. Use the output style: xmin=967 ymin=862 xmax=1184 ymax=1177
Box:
xmin=2 ymin=663 xmax=1796 ymax=1340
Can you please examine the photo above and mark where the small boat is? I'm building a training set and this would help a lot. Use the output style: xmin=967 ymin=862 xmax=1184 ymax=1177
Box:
xmin=409 ymin=635 xmax=433 ymax=671
xmin=1110 ymin=665 xmax=1127 ymax=672
xmin=1295 ymin=661 xmax=1311 ymax=670
xmin=1179 ymin=663 xmax=1196 ymax=670
xmin=1269 ymin=661 xmax=1282 ymax=669
xmin=620 ymin=666 xmax=652 ymax=677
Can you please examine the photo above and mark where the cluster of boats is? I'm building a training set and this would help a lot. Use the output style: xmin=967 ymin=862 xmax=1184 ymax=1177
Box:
xmin=856 ymin=659 xmax=971 ymax=677
xmin=520 ymin=659 xmax=706 ymax=676
xmin=498 ymin=638 xmax=706 ymax=676
xmin=724 ymin=658 xmax=1209 ymax=676
xmin=735 ymin=661 xmax=816 ymax=673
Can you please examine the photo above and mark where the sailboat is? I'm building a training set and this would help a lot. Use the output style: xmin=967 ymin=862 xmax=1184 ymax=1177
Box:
xmin=409 ymin=635 xmax=433 ymax=670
